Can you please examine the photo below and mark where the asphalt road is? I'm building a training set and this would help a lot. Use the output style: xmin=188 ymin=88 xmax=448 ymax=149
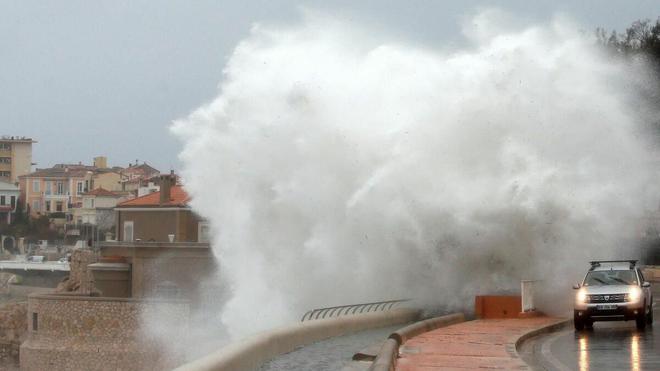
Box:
xmin=521 ymin=298 xmax=659 ymax=370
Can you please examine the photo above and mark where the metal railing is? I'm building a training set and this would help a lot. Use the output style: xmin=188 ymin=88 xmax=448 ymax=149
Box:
xmin=301 ymin=299 xmax=409 ymax=322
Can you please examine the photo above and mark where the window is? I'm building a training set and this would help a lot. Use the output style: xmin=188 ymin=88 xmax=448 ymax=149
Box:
xmin=77 ymin=182 xmax=83 ymax=194
xmin=32 ymin=312 xmax=38 ymax=331
xmin=638 ymin=269 xmax=646 ymax=284
xmin=0 ymin=196 xmax=4 ymax=205
xmin=123 ymin=221 xmax=134 ymax=242
xmin=45 ymin=181 xmax=51 ymax=195
xmin=33 ymin=180 xmax=40 ymax=192
xmin=55 ymin=201 xmax=63 ymax=212
xmin=32 ymin=200 xmax=40 ymax=212
xmin=10 ymin=196 xmax=15 ymax=209
xmin=90 ymin=199 xmax=95 ymax=208
xmin=57 ymin=182 xmax=64 ymax=195
xmin=584 ymin=270 xmax=638 ymax=286
xmin=0 ymin=157 xmax=10 ymax=163
xmin=198 ymin=222 xmax=211 ymax=243
xmin=45 ymin=201 xmax=51 ymax=212
xmin=0 ymin=143 xmax=11 ymax=150
xmin=0 ymin=171 xmax=10 ymax=178
xmin=84 ymin=180 xmax=89 ymax=192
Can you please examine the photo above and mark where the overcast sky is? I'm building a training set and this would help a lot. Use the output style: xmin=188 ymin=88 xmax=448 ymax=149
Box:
xmin=2 ymin=1 xmax=658 ymax=172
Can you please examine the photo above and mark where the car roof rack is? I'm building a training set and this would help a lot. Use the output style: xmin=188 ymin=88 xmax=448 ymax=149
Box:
xmin=589 ymin=260 xmax=637 ymax=270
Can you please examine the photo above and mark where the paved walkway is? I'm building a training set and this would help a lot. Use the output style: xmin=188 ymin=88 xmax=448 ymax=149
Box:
xmin=396 ymin=316 xmax=566 ymax=371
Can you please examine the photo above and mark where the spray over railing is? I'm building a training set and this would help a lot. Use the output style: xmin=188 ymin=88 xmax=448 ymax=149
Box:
xmin=301 ymin=299 xmax=410 ymax=322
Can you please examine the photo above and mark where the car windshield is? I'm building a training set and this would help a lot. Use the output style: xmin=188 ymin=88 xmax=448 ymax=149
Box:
xmin=583 ymin=270 xmax=638 ymax=286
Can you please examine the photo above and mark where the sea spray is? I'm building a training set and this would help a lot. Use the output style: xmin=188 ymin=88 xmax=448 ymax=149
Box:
xmin=172 ymin=10 xmax=659 ymax=340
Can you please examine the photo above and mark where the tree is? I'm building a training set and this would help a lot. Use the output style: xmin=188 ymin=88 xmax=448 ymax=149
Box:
xmin=597 ymin=18 xmax=660 ymax=67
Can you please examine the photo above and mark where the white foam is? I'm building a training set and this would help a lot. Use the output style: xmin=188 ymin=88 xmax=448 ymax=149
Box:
xmin=172 ymin=10 xmax=659 ymax=339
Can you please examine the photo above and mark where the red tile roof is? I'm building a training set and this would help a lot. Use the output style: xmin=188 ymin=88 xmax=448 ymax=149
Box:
xmin=117 ymin=185 xmax=190 ymax=207
xmin=83 ymin=187 xmax=120 ymax=197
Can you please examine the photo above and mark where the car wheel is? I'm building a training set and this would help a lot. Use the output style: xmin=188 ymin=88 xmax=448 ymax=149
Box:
xmin=574 ymin=317 xmax=584 ymax=331
xmin=647 ymin=305 xmax=653 ymax=325
xmin=585 ymin=320 xmax=594 ymax=330
xmin=636 ymin=307 xmax=646 ymax=330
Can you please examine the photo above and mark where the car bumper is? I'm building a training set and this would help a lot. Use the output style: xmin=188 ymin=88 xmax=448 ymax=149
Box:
xmin=574 ymin=302 xmax=643 ymax=321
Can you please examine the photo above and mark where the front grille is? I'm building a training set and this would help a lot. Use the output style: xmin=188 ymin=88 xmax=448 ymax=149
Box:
xmin=587 ymin=293 xmax=627 ymax=303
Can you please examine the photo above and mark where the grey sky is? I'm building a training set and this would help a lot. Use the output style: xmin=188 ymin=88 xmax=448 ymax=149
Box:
xmin=2 ymin=1 xmax=658 ymax=172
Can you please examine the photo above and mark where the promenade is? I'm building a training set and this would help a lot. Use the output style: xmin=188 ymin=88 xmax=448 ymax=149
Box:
xmin=396 ymin=316 xmax=567 ymax=371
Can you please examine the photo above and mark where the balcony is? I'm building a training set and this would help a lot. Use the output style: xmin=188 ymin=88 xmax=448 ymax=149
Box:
xmin=44 ymin=192 xmax=69 ymax=200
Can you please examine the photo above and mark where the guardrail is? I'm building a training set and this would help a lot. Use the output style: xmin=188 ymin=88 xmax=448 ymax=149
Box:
xmin=301 ymin=299 xmax=410 ymax=321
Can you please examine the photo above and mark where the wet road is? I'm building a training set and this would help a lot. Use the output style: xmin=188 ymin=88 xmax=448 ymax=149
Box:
xmin=522 ymin=302 xmax=659 ymax=370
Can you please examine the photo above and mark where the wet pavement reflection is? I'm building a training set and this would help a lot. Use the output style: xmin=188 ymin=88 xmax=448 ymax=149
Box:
xmin=552 ymin=316 xmax=658 ymax=370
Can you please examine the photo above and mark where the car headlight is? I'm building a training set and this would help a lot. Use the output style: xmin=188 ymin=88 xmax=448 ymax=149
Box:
xmin=576 ymin=290 xmax=587 ymax=303
xmin=628 ymin=287 xmax=642 ymax=302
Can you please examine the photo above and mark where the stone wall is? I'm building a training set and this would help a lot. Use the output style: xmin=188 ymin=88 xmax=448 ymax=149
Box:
xmin=99 ymin=242 xmax=216 ymax=305
xmin=20 ymin=293 xmax=189 ymax=371
xmin=55 ymin=248 xmax=98 ymax=294
xmin=0 ymin=301 xmax=27 ymax=367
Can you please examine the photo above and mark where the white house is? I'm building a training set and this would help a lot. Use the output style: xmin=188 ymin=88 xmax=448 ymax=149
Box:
xmin=72 ymin=188 xmax=126 ymax=230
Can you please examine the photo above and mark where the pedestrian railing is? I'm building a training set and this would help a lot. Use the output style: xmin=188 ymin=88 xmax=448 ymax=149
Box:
xmin=301 ymin=299 xmax=410 ymax=322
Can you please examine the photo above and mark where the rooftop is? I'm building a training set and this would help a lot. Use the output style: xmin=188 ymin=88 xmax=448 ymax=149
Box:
xmin=20 ymin=167 xmax=92 ymax=178
xmin=117 ymin=185 xmax=189 ymax=207
xmin=82 ymin=187 xmax=121 ymax=197
xmin=0 ymin=136 xmax=36 ymax=143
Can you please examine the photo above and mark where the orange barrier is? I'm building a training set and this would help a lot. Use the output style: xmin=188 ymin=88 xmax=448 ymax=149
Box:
xmin=474 ymin=295 xmax=522 ymax=319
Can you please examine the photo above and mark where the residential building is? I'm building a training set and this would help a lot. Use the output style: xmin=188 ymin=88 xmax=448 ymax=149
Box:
xmin=19 ymin=165 xmax=94 ymax=218
xmin=93 ymin=156 xmax=108 ymax=169
xmin=72 ymin=188 xmax=127 ymax=229
xmin=0 ymin=136 xmax=35 ymax=184
xmin=0 ymin=180 xmax=19 ymax=225
xmin=115 ymin=173 xmax=208 ymax=243
xmin=92 ymin=169 xmax=122 ymax=192
xmin=120 ymin=162 xmax=160 ymax=194
xmin=18 ymin=158 xmax=128 ymax=218
xmin=137 ymin=180 xmax=160 ymax=197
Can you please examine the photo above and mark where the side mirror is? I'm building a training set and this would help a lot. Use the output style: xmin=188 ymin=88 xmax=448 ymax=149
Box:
xmin=642 ymin=281 xmax=651 ymax=288
xmin=572 ymin=283 xmax=581 ymax=289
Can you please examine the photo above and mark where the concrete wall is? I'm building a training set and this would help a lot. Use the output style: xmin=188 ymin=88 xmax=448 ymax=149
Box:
xmin=99 ymin=242 xmax=216 ymax=303
xmin=20 ymin=293 xmax=189 ymax=371
xmin=175 ymin=308 xmax=421 ymax=371
xmin=92 ymin=172 xmax=121 ymax=191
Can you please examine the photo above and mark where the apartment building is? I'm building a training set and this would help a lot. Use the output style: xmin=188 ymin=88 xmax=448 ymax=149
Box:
xmin=72 ymin=187 xmax=127 ymax=229
xmin=0 ymin=180 xmax=19 ymax=225
xmin=19 ymin=165 xmax=94 ymax=217
xmin=0 ymin=136 xmax=35 ymax=184
xmin=120 ymin=162 xmax=160 ymax=193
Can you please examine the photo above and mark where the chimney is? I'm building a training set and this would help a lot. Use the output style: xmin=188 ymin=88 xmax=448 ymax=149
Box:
xmin=159 ymin=171 xmax=175 ymax=205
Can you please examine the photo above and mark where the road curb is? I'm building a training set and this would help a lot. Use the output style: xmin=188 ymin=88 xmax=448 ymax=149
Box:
xmin=513 ymin=318 xmax=572 ymax=362
xmin=367 ymin=313 xmax=466 ymax=371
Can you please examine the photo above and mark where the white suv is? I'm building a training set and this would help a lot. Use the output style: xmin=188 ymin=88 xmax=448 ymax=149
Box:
xmin=573 ymin=260 xmax=653 ymax=330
